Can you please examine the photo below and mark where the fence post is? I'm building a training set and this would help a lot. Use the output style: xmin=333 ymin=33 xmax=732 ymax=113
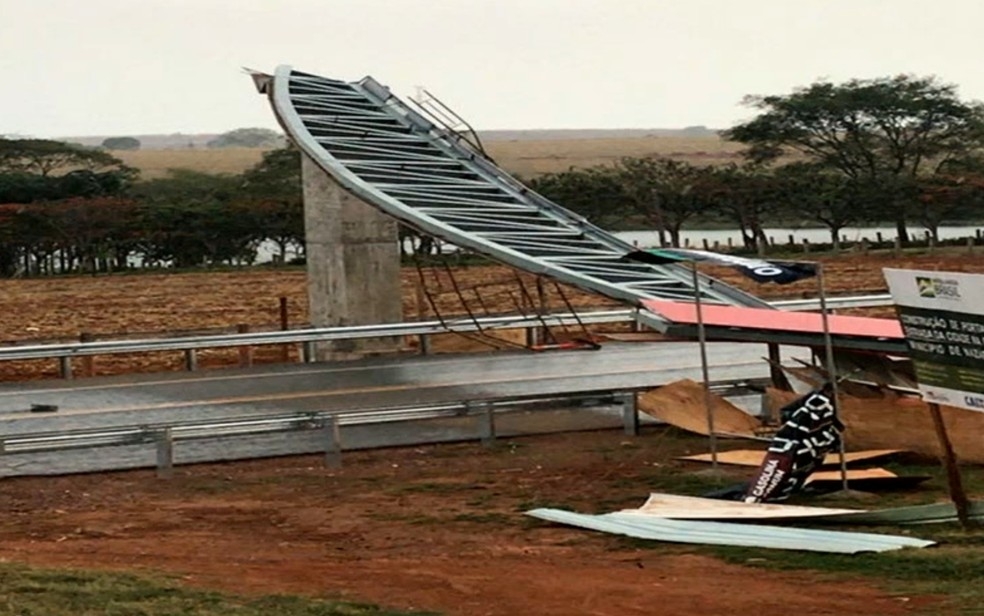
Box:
xmin=279 ymin=296 xmax=291 ymax=363
xmin=156 ymin=428 xmax=173 ymax=479
xmin=237 ymin=324 xmax=253 ymax=367
xmin=323 ymin=415 xmax=342 ymax=468
xmin=184 ymin=349 xmax=198 ymax=372
xmin=476 ymin=402 xmax=496 ymax=446
xmin=893 ymin=236 xmax=902 ymax=256
xmin=802 ymin=238 xmax=810 ymax=254
xmin=967 ymin=237 xmax=975 ymax=254
xmin=58 ymin=356 xmax=73 ymax=380
xmin=79 ymin=332 xmax=94 ymax=377
xmin=620 ymin=392 xmax=639 ymax=436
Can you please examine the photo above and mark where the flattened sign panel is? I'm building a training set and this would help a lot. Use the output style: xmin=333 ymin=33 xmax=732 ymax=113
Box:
xmin=884 ymin=268 xmax=984 ymax=412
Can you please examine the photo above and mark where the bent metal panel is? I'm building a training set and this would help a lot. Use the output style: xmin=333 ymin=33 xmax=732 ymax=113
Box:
xmin=884 ymin=268 xmax=984 ymax=411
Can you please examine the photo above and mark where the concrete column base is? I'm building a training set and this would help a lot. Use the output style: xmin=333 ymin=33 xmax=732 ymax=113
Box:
xmin=301 ymin=155 xmax=403 ymax=361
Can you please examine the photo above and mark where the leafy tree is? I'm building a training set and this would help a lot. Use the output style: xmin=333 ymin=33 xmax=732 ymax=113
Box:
xmin=132 ymin=170 xmax=258 ymax=267
xmin=0 ymin=138 xmax=132 ymax=177
xmin=772 ymin=163 xmax=866 ymax=248
xmin=240 ymin=146 xmax=304 ymax=261
xmin=725 ymin=75 xmax=984 ymax=242
xmin=101 ymin=136 xmax=141 ymax=151
xmin=207 ymin=128 xmax=283 ymax=149
xmin=707 ymin=164 xmax=782 ymax=250
xmin=913 ymin=174 xmax=984 ymax=241
xmin=528 ymin=166 xmax=629 ymax=229
xmin=615 ymin=157 xmax=715 ymax=247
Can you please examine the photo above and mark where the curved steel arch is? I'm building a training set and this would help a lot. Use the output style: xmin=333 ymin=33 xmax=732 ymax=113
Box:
xmin=257 ymin=65 xmax=773 ymax=311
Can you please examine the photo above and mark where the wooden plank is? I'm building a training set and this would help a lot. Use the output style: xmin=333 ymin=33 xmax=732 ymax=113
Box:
xmin=806 ymin=472 xmax=931 ymax=492
xmin=638 ymin=379 xmax=761 ymax=438
xmin=677 ymin=448 xmax=905 ymax=467
xmin=629 ymin=492 xmax=863 ymax=520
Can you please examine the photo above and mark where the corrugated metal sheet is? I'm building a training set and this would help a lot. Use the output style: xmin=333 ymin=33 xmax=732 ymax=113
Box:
xmin=839 ymin=500 xmax=984 ymax=525
xmin=626 ymin=492 xmax=984 ymax=526
xmin=526 ymin=509 xmax=935 ymax=554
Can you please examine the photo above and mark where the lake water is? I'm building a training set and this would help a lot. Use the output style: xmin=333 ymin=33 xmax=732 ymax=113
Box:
xmin=614 ymin=225 xmax=983 ymax=249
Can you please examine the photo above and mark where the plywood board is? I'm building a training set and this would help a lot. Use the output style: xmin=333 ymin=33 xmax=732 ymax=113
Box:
xmin=638 ymin=379 xmax=761 ymax=438
xmin=765 ymin=387 xmax=984 ymax=464
xmin=806 ymin=468 xmax=896 ymax=482
xmin=629 ymin=492 xmax=863 ymax=520
xmin=677 ymin=448 xmax=905 ymax=467
xmin=806 ymin=468 xmax=931 ymax=492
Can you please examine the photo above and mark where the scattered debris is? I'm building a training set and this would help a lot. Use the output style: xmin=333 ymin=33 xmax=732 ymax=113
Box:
xmin=766 ymin=387 xmax=984 ymax=464
xmin=526 ymin=506 xmax=935 ymax=554
xmin=676 ymin=449 xmax=905 ymax=468
xmin=804 ymin=469 xmax=931 ymax=492
xmin=638 ymin=379 xmax=761 ymax=438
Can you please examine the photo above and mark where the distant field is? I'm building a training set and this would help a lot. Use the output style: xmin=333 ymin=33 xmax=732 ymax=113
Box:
xmin=118 ymin=135 xmax=744 ymax=180
xmin=117 ymin=147 xmax=268 ymax=179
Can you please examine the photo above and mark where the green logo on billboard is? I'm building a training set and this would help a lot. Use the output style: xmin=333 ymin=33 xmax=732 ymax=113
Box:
xmin=917 ymin=277 xmax=936 ymax=297
xmin=916 ymin=276 xmax=961 ymax=299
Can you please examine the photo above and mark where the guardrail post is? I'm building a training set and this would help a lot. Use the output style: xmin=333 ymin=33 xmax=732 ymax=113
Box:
xmin=477 ymin=402 xmax=496 ymax=446
xmin=80 ymin=332 xmax=95 ymax=377
xmin=58 ymin=356 xmax=73 ymax=380
xmin=279 ymin=296 xmax=291 ymax=363
xmin=184 ymin=349 xmax=198 ymax=372
xmin=418 ymin=334 xmax=431 ymax=355
xmin=237 ymin=324 xmax=253 ymax=367
xmin=0 ymin=439 xmax=5 ymax=455
xmin=302 ymin=340 xmax=315 ymax=364
xmin=156 ymin=428 xmax=173 ymax=479
xmin=620 ymin=392 xmax=639 ymax=436
xmin=323 ymin=415 xmax=342 ymax=468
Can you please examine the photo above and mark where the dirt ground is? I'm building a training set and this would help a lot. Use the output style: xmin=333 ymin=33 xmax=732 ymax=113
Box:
xmin=1 ymin=250 xmax=982 ymax=381
xmin=1 ymin=252 xmax=973 ymax=613
xmin=0 ymin=429 xmax=937 ymax=616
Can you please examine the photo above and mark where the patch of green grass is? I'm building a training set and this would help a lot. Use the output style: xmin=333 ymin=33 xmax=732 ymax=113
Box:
xmin=366 ymin=512 xmax=443 ymax=526
xmin=642 ymin=470 xmax=741 ymax=496
xmin=708 ymin=525 xmax=984 ymax=614
xmin=514 ymin=498 xmax=571 ymax=512
xmin=388 ymin=482 xmax=467 ymax=496
xmin=464 ymin=493 xmax=496 ymax=507
xmin=451 ymin=512 xmax=514 ymax=525
xmin=0 ymin=563 xmax=437 ymax=615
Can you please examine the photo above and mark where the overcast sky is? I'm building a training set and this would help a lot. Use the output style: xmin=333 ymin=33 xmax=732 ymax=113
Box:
xmin=3 ymin=0 xmax=983 ymax=138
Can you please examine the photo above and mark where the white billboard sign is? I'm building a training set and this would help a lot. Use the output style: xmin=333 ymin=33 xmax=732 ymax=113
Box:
xmin=884 ymin=268 xmax=984 ymax=412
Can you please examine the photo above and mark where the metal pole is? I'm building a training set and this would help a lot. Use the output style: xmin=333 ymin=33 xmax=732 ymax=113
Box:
xmin=817 ymin=262 xmax=849 ymax=491
xmin=691 ymin=262 xmax=717 ymax=471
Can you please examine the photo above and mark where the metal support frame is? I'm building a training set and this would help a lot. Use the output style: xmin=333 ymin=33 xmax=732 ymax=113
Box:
xmin=258 ymin=66 xmax=774 ymax=314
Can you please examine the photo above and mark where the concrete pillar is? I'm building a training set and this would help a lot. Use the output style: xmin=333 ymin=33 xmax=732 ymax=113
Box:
xmin=302 ymin=155 xmax=403 ymax=360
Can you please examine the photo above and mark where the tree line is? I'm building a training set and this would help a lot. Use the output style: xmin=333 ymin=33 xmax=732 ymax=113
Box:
xmin=0 ymin=142 xmax=302 ymax=276
xmin=3 ymin=74 xmax=984 ymax=277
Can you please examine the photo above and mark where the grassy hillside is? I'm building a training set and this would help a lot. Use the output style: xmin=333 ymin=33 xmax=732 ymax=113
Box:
xmin=117 ymin=135 xmax=743 ymax=180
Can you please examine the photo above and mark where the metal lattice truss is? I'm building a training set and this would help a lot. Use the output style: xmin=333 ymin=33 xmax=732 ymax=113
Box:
xmin=255 ymin=66 xmax=773 ymax=309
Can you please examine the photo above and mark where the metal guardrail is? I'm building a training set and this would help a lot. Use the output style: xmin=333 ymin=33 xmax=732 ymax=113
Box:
xmin=772 ymin=294 xmax=894 ymax=311
xmin=0 ymin=378 xmax=766 ymax=477
xmin=0 ymin=295 xmax=895 ymax=367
